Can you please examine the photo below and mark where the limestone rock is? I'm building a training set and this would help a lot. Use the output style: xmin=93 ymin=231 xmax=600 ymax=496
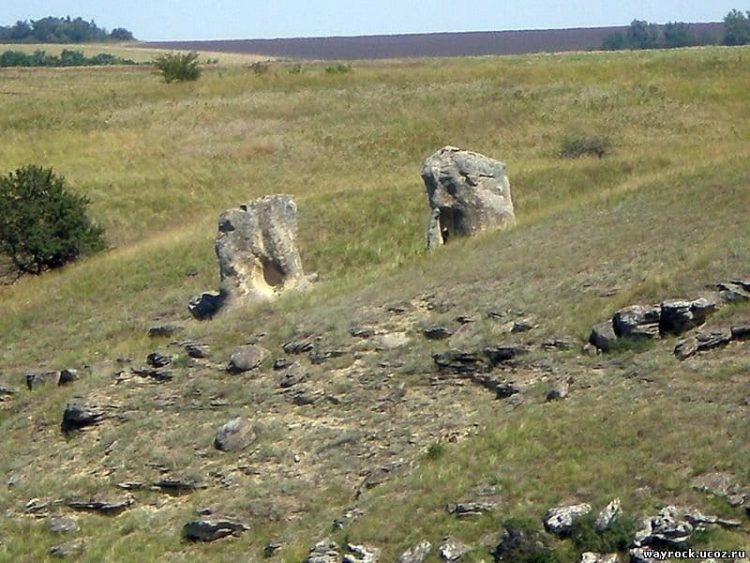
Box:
xmin=344 ymin=543 xmax=380 ymax=563
xmin=594 ymin=499 xmax=621 ymax=532
xmin=446 ymin=501 xmax=497 ymax=517
xmin=227 ymin=344 xmax=269 ymax=374
xmin=215 ymin=194 xmax=312 ymax=306
xmin=543 ymin=503 xmax=592 ymax=536
xmin=589 ymin=322 xmax=617 ymax=352
xmin=691 ymin=472 xmax=748 ymax=506
xmin=674 ymin=330 xmax=731 ymax=360
xmin=492 ymin=527 xmax=553 ymax=562
xmin=49 ymin=539 xmax=85 ymax=558
xmin=660 ymin=297 xmax=717 ymax=335
xmin=438 ymin=537 xmax=471 ymax=561
xmin=304 ymin=538 xmax=340 ymax=563
xmin=397 ymin=540 xmax=432 ymax=563
xmin=183 ymin=518 xmax=248 ymax=542
xmin=58 ymin=369 xmax=79 ymax=386
xmin=633 ymin=505 xmax=692 ymax=548
xmin=214 ymin=417 xmax=255 ymax=452
xmin=26 ymin=371 xmax=58 ymax=390
xmin=48 ymin=516 xmax=80 ymax=535
xmin=66 ymin=496 xmax=134 ymax=515
xmin=612 ymin=305 xmax=661 ymax=339
xmin=422 ymin=146 xmax=515 ymax=249
xmin=580 ymin=553 xmax=618 ymax=563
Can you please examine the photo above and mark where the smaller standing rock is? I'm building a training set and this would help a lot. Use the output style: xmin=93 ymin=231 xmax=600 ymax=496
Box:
xmin=594 ymin=499 xmax=621 ymax=532
xmin=61 ymin=403 xmax=105 ymax=433
xmin=546 ymin=379 xmax=570 ymax=401
xmin=188 ymin=291 xmax=225 ymax=320
xmin=660 ymin=298 xmax=717 ymax=335
xmin=26 ymin=371 xmax=59 ymax=390
xmin=279 ymin=361 xmax=307 ymax=388
xmin=227 ymin=344 xmax=269 ymax=374
xmin=397 ymin=540 xmax=432 ymax=563
xmin=58 ymin=369 xmax=79 ymax=386
xmin=543 ymin=503 xmax=592 ymax=536
xmin=185 ymin=343 xmax=210 ymax=358
xmin=438 ymin=537 xmax=471 ymax=561
xmin=214 ymin=417 xmax=255 ymax=452
xmin=183 ymin=518 xmax=248 ymax=542
xmin=589 ymin=322 xmax=617 ymax=352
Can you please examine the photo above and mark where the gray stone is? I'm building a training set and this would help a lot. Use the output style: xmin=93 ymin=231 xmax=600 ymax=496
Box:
xmin=279 ymin=361 xmax=307 ymax=388
xmin=492 ymin=527 xmax=552 ymax=562
xmin=579 ymin=554 xmax=618 ymax=563
xmin=716 ymin=279 xmax=750 ymax=303
xmin=433 ymin=350 xmax=487 ymax=375
xmin=594 ymin=498 xmax=621 ymax=532
xmin=146 ymin=352 xmax=171 ymax=368
xmin=397 ymin=540 xmax=432 ymax=563
xmin=374 ymin=332 xmax=411 ymax=350
xmin=660 ymin=297 xmax=717 ymax=335
xmin=484 ymin=345 xmax=530 ymax=365
xmin=0 ymin=380 xmax=17 ymax=399
xmin=423 ymin=326 xmax=453 ymax=340
xmin=264 ymin=542 xmax=284 ymax=556
xmin=215 ymin=195 xmax=313 ymax=306
xmin=58 ymin=369 xmax=79 ymax=386
xmin=633 ymin=505 xmax=693 ymax=548
xmin=214 ymin=417 xmax=255 ymax=452
xmin=344 ymin=543 xmax=380 ymax=563
xmin=66 ymin=496 xmax=134 ymax=515
xmin=188 ymin=291 xmax=225 ymax=320
xmin=26 ymin=371 xmax=58 ymax=390
xmin=154 ymin=477 xmax=207 ymax=495
xmin=148 ymin=324 xmax=180 ymax=338
xmin=131 ymin=367 xmax=173 ymax=382
xmin=612 ymin=304 xmax=661 ymax=339
xmin=446 ymin=501 xmax=497 ymax=517
xmin=48 ymin=516 xmax=80 ymax=535
xmin=674 ymin=330 xmax=731 ymax=360
xmin=438 ymin=537 xmax=471 ymax=561
xmin=589 ymin=322 xmax=617 ymax=352
xmin=684 ymin=510 xmax=741 ymax=529
xmin=183 ymin=518 xmax=248 ymax=542
xmin=227 ymin=344 xmax=269 ymax=373
xmin=546 ymin=379 xmax=570 ymax=401
xmin=543 ymin=503 xmax=592 ymax=536
xmin=332 ymin=507 xmax=365 ymax=530
xmin=282 ymin=336 xmax=317 ymax=354
xmin=49 ymin=539 xmax=85 ymax=558
xmin=422 ymin=146 xmax=515 ymax=249
xmin=304 ymin=538 xmax=340 ymax=563
xmin=185 ymin=343 xmax=210 ymax=358
xmin=691 ymin=472 xmax=748 ymax=506
xmin=730 ymin=324 xmax=750 ymax=340
xmin=629 ymin=547 xmax=658 ymax=563
xmin=61 ymin=403 xmax=105 ymax=433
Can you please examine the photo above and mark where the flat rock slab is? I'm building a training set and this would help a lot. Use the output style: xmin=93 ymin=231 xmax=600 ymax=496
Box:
xmin=49 ymin=539 xmax=85 ymax=558
xmin=543 ymin=503 xmax=592 ymax=536
xmin=48 ymin=516 xmax=80 ymax=535
xmin=183 ymin=518 xmax=248 ymax=542
xmin=26 ymin=371 xmax=59 ymax=390
xmin=304 ymin=538 xmax=341 ymax=563
xmin=691 ymin=472 xmax=748 ymax=506
xmin=66 ymin=497 xmax=134 ymax=515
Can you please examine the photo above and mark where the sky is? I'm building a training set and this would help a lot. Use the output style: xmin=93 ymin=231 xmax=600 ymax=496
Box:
xmin=0 ymin=1 xmax=742 ymax=41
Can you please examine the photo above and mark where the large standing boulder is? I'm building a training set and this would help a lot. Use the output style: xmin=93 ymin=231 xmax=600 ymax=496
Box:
xmin=421 ymin=146 xmax=515 ymax=249
xmin=190 ymin=195 xmax=312 ymax=318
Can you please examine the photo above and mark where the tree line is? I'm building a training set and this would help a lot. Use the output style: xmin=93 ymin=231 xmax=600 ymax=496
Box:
xmin=603 ymin=9 xmax=750 ymax=50
xmin=0 ymin=49 xmax=137 ymax=68
xmin=0 ymin=16 xmax=134 ymax=43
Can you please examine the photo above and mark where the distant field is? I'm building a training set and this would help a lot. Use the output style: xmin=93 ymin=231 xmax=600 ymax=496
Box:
xmin=144 ymin=22 xmax=724 ymax=60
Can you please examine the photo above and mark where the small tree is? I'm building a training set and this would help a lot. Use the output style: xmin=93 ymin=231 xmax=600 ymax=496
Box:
xmin=0 ymin=165 xmax=106 ymax=274
xmin=153 ymin=51 xmax=201 ymax=83
xmin=724 ymin=9 xmax=750 ymax=45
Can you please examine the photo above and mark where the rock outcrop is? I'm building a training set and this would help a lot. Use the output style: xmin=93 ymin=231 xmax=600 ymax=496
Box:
xmin=189 ymin=195 xmax=312 ymax=319
xmin=421 ymin=146 xmax=515 ymax=249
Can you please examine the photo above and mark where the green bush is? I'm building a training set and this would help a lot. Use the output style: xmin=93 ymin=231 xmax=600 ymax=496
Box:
xmin=558 ymin=134 xmax=611 ymax=159
xmin=0 ymin=165 xmax=106 ymax=274
xmin=249 ymin=61 xmax=269 ymax=75
xmin=153 ymin=51 xmax=201 ymax=83
xmin=325 ymin=64 xmax=352 ymax=74
xmin=570 ymin=513 xmax=637 ymax=553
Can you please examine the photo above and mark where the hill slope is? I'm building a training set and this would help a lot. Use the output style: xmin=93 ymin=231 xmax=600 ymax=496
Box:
xmin=0 ymin=47 xmax=748 ymax=562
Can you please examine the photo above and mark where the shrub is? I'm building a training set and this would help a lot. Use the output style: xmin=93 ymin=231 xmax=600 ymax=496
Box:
xmin=425 ymin=441 xmax=445 ymax=460
xmin=558 ymin=134 xmax=611 ymax=159
xmin=153 ymin=51 xmax=201 ymax=83
xmin=570 ymin=513 xmax=637 ymax=553
xmin=0 ymin=165 xmax=106 ymax=274
xmin=249 ymin=61 xmax=269 ymax=75
xmin=325 ymin=64 xmax=352 ymax=74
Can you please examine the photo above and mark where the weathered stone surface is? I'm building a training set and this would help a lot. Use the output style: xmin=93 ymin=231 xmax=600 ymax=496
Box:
xmin=446 ymin=501 xmax=497 ymax=517
xmin=674 ymin=330 xmax=731 ymax=360
xmin=61 ymin=403 xmax=104 ymax=433
xmin=438 ymin=537 xmax=471 ymax=561
xmin=264 ymin=542 xmax=284 ymax=556
xmin=433 ymin=350 xmax=486 ymax=375
xmin=48 ymin=516 xmax=80 ymax=535
xmin=716 ymin=279 xmax=750 ymax=303
xmin=594 ymin=498 xmax=621 ymax=532
xmin=188 ymin=291 xmax=224 ymax=320
xmin=612 ymin=304 xmax=661 ymax=339
xmin=484 ymin=345 xmax=529 ymax=365
xmin=183 ymin=518 xmax=248 ymax=542
xmin=422 ymin=146 xmax=515 ymax=249
xmin=26 ymin=371 xmax=58 ymax=390
xmin=546 ymin=379 xmax=570 ymax=401
xmin=332 ymin=507 xmax=365 ymax=530
xmin=279 ymin=361 xmax=307 ymax=388
xmin=660 ymin=297 xmax=717 ymax=335
xmin=684 ymin=510 xmax=741 ymax=529
xmin=629 ymin=547 xmax=659 ymax=563
xmin=146 ymin=352 xmax=171 ymax=368
xmin=304 ymin=538 xmax=340 ymax=563
xmin=492 ymin=527 xmax=553 ymax=562
xmin=58 ymin=369 xmax=79 ymax=386
xmin=423 ymin=326 xmax=453 ymax=340
xmin=49 ymin=539 xmax=85 ymax=558
xmin=691 ymin=472 xmax=748 ymax=506
xmin=579 ymin=553 xmax=618 ymax=563
xmin=356 ymin=461 xmax=406 ymax=497
xmin=215 ymin=195 xmax=312 ymax=307
xmin=633 ymin=506 xmax=693 ymax=548
xmin=543 ymin=503 xmax=592 ymax=536
xmin=154 ymin=477 xmax=207 ymax=495
xmin=731 ymin=324 xmax=750 ymax=340
xmin=227 ymin=344 xmax=269 ymax=374
xmin=397 ymin=540 xmax=432 ymax=563
xmin=589 ymin=322 xmax=617 ymax=352
xmin=66 ymin=496 xmax=134 ymax=515
xmin=148 ymin=324 xmax=180 ymax=338
xmin=132 ymin=367 xmax=173 ymax=382
xmin=185 ymin=343 xmax=210 ymax=359
xmin=214 ymin=417 xmax=255 ymax=452
xmin=309 ymin=348 xmax=346 ymax=364
xmin=343 ymin=543 xmax=380 ymax=563
xmin=283 ymin=336 xmax=317 ymax=355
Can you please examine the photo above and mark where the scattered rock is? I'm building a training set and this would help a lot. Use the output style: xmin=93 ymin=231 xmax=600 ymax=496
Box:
xmin=214 ymin=195 xmax=313 ymax=307
xmin=612 ymin=304 xmax=661 ymax=339
xmin=492 ymin=527 xmax=554 ymax=562
xmin=357 ymin=461 xmax=406 ymax=497
xmin=61 ymin=402 xmax=105 ymax=433
xmin=660 ymin=297 xmax=717 ymax=335
xmin=543 ymin=503 xmax=592 ymax=536
xmin=0 ymin=380 xmax=18 ymax=399
xmin=279 ymin=361 xmax=307 ymax=388
xmin=188 ymin=291 xmax=225 ymax=320
xmin=684 ymin=510 xmax=741 ymax=529
xmin=116 ymin=482 xmax=145 ymax=491
xmin=148 ymin=324 xmax=180 ymax=338
xmin=422 ymin=146 xmax=515 ymax=249
xmin=594 ymin=498 xmax=621 ymax=532
xmin=288 ymin=387 xmax=325 ymax=406
xmin=49 ymin=539 xmax=85 ymax=558
xmin=446 ymin=501 xmax=497 ymax=517
xmin=58 ymin=369 xmax=79 ymax=386
xmin=542 ymin=338 xmax=572 ymax=351
xmin=633 ymin=505 xmax=693 ymax=548
xmin=283 ymin=336 xmax=317 ymax=355
xmin=131 ymin=367 xmax=174 ymax=382
xmin=469 ymin=374 xmax=519 ymax=398
xmin=26 ymin=371 xmax=58 ymax=390
xmin=350 ymin=326 xmax=375 ymax=339
xmin=332 ymin=507 xmax=365 ymax=530
xmin=304 ymin=538 xmax=340 ymax=563
xmin=185 ymin=343 xmax=210 ymax=359
xmin=154 ymin=477 xmax=207 ymax=495
xmin=511 ymin=319 xmax=535 ymax=333
xmin=146 ymin=352 xmax=171 ymax=368
xmin=264 ymin=542 xmax=284 ymax=556
xmin=374 ymin=332 xmax=411 ymax=350
xmin=438 ymin=537 xmax=471 ymax=561
xmin=691 ymin=472 xmax=748 ymax=506
xmin=716 ymin=279 xmax=750 ymax=303
xmin=674 ymin=330 xmax=732 ymax=360
xmin=343 ymin=543 xmax=380 ymax=563
xmin=183 ymin=518 xmax=248 ymax=542
xmin=66 ymin=496 xmax=134 ymax=515
xmin=227 ymin=344 xmax=269 ymax=374
xmin=397 ymin=540 xmax=432 ymax=563
xmin=214 ymin=417 xmax=255 ymax=452
xmin=579 ymin=553 xmax=618 ymax=563
xmin=484 ymin=345 xmax=529 ymax=365
xmin=433 ymin=350 xmax=486 ymax=375
xmin=309 ymin=349 xmax=346 ymax=364
xmin=48 ymin=516 xmax=80 ymax=535
xmin=546 ymin=379 xmax=570 ymax=401
xmin=423 ymin=326 xmax=453 ymax=340
xmin=589 ymin=322 xmax=617 ymax=352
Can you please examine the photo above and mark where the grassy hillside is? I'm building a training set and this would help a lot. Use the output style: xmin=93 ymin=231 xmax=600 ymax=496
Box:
xmin=0 ymin=46 xmax=748 ymax=562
